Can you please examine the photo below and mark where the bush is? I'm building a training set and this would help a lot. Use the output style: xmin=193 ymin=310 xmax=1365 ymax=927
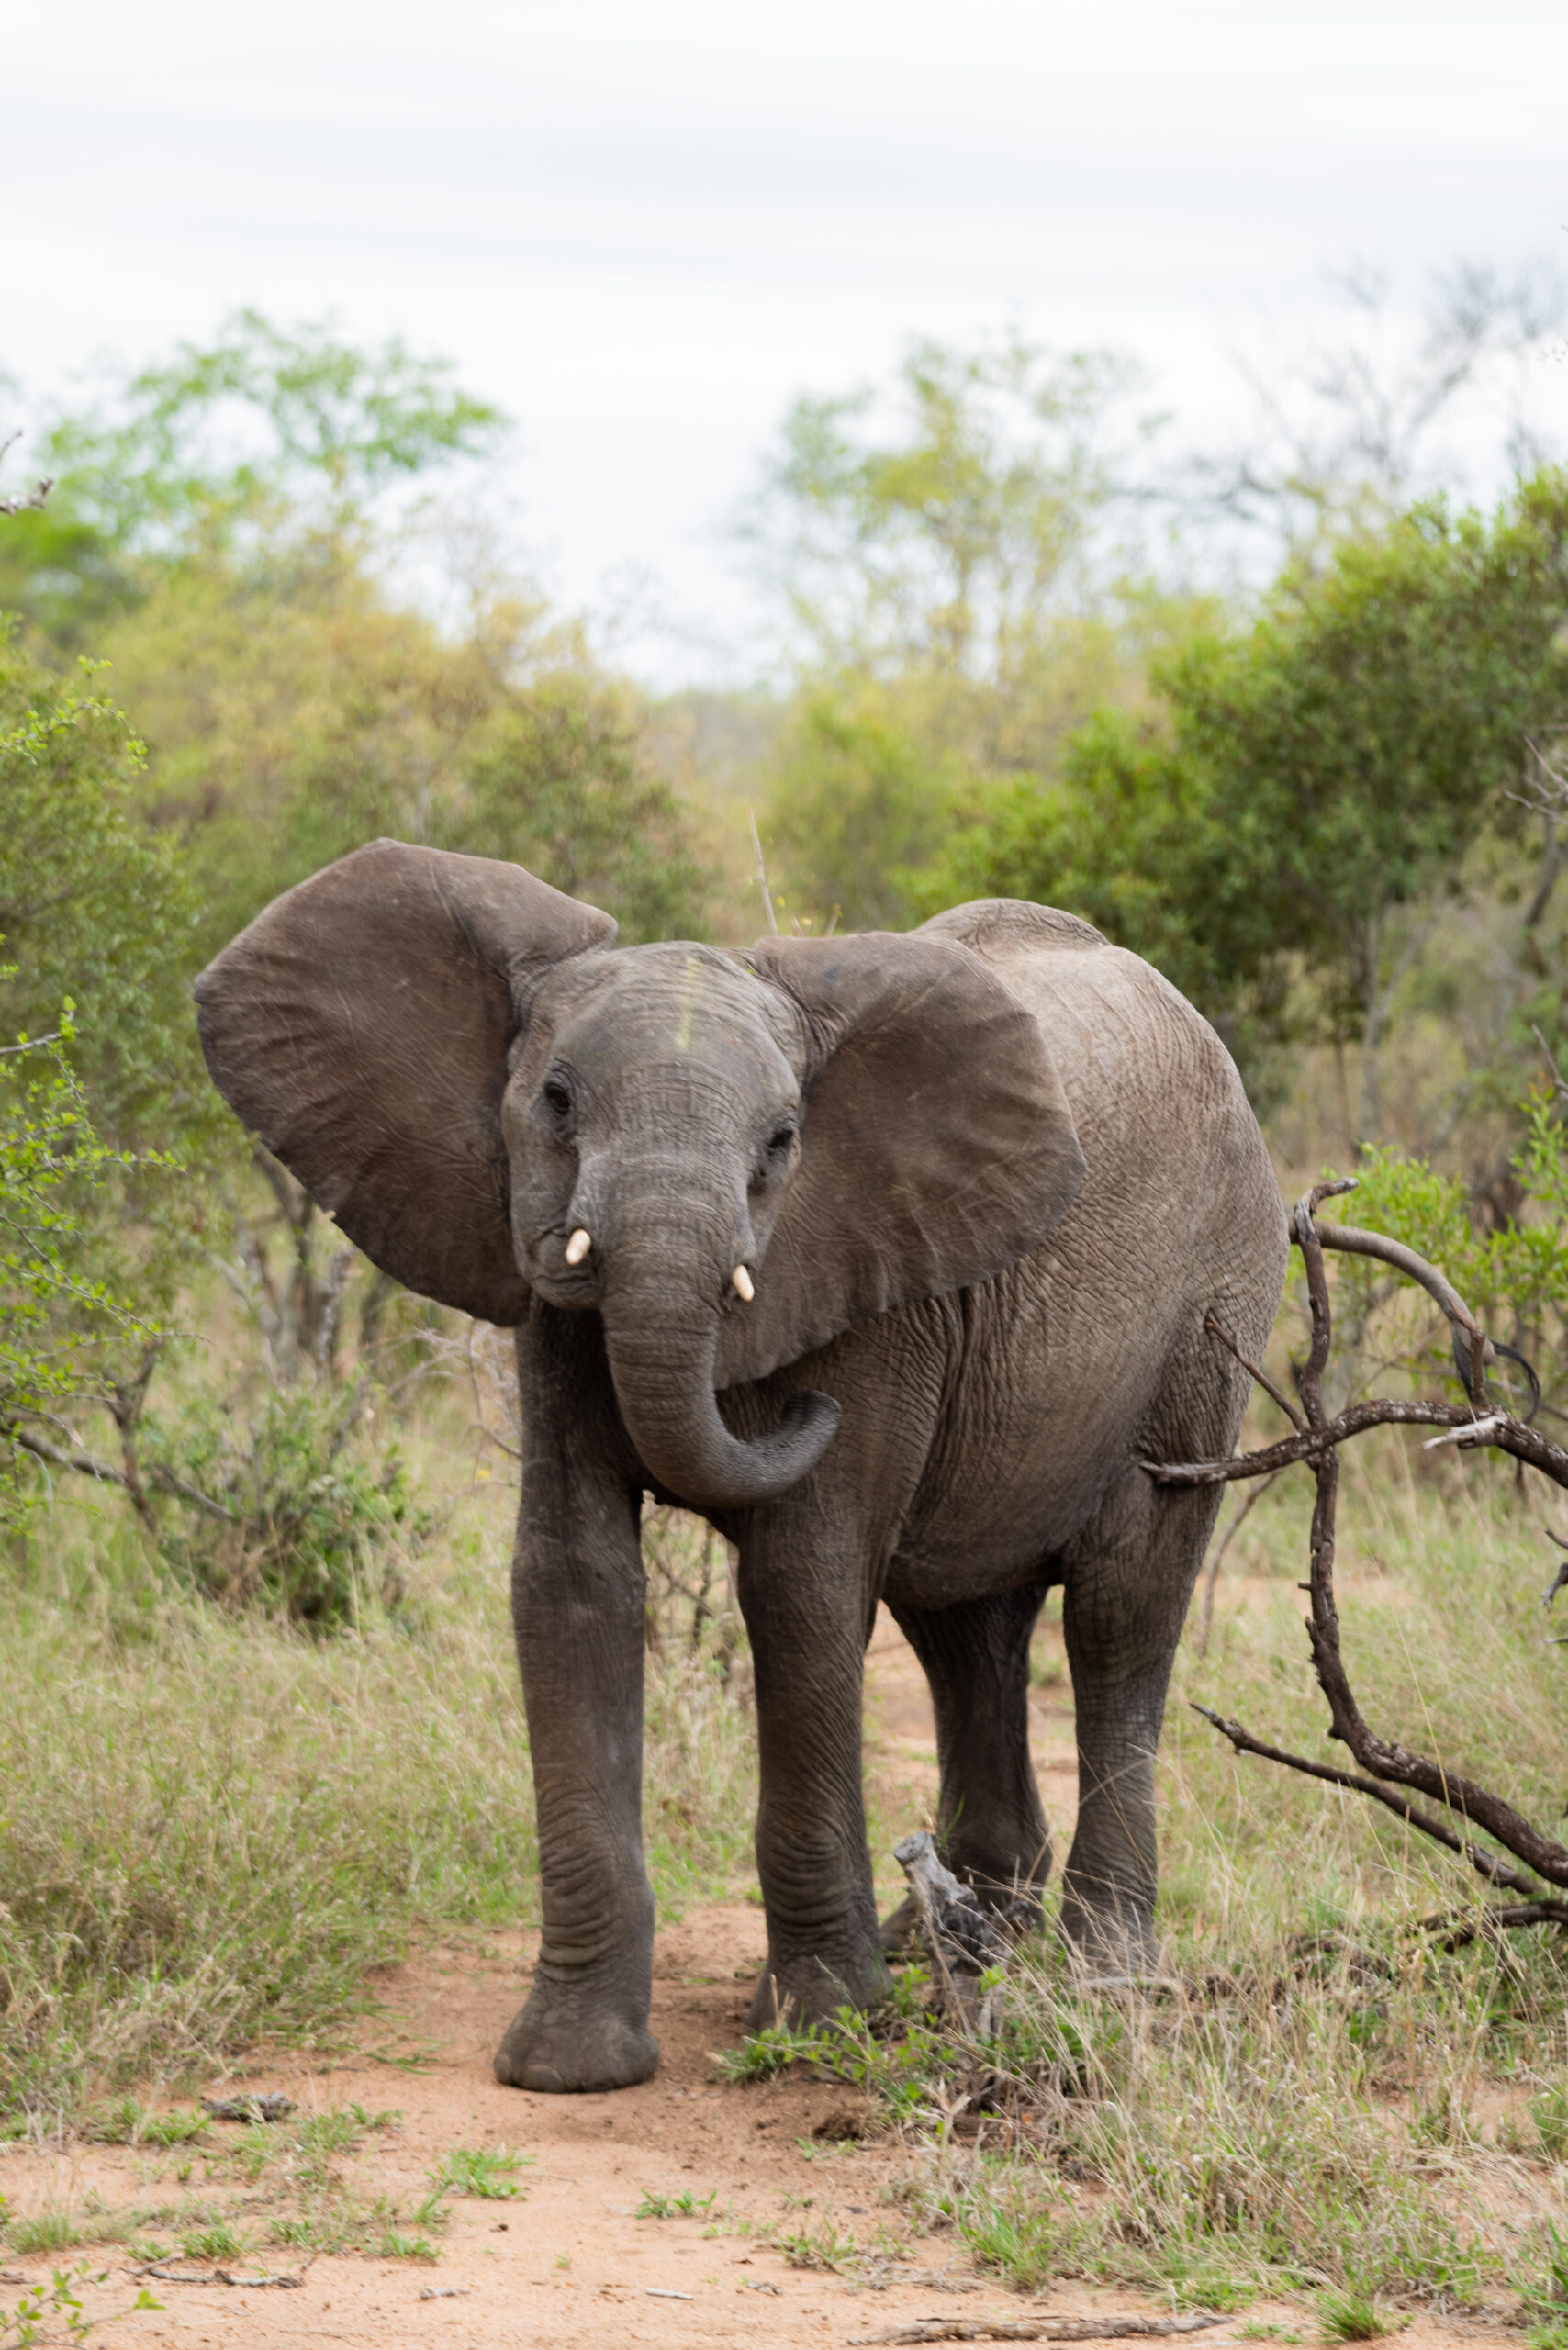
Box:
xmin=142 ymin=1380 xmax=430 ymax=1626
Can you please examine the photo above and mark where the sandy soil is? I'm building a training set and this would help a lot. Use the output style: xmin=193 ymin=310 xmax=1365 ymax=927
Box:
xmin=0 ymin=1614 xmax=1492 ymax=2346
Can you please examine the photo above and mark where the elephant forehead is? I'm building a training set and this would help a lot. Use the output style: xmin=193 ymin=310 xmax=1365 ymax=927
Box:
xmin=531 ymin=945 xmax=796 ymax=1078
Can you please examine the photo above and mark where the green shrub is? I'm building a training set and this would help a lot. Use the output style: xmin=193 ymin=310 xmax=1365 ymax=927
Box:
xmin=142 ymin=1382 xmax=429 ymax=1626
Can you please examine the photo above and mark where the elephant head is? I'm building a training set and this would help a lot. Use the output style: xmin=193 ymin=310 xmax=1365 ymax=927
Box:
xmin=194 ymin=841 xmax=1084 ymax=1511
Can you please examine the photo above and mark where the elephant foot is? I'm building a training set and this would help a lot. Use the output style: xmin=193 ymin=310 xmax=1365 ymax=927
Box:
xmin=745 ymin=1941 xmax=891 ymax=2034
xmin=493 ymin=1979 xmax=658 ymax=2094
xmin=1058 ymin=1886 xmax=1162 ymax=1986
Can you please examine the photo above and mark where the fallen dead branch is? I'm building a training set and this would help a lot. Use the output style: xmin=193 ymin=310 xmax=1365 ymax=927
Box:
xmin=850 ymin=2318 xmax=1224 ymax=2345
xmin=135 ymin=2264 xmax=305 ymax=2288
xmin=1152 ymin=1177 xmax=1568 ymax=1930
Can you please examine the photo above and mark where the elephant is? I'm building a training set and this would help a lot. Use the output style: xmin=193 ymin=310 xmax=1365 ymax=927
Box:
xmin=194 ymin=839 xmax=1287 ymax=2094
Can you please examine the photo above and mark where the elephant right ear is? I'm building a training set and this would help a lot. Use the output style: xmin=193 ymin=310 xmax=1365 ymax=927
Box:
xmin=194 ymin=839 xmax=616 ymax=1325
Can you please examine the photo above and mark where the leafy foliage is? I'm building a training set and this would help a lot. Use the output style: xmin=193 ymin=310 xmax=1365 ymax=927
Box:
xmin=924 ymin=473 xmax=1568 ymax=1119
xmin=1325 ymin=1096 xmax=1568 ymax=1410
xmin=750 ymin=333 xmax=1146 ymax=682
xmin=443 ymin=675 xmax=710 ymax=941
xmin=0 ymin=1018 xmax=167 ymax=1516
xmin=142 ymin=1381 xmax=429 ymax=1627
xmin=0 ymin=633 xmax=209 ymax=1159
xmin=0 ymin=310 xmax=505 ymax=643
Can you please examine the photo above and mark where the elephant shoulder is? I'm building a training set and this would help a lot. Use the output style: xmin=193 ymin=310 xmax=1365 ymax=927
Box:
xmin=916 ymin=899 xmax=1106 ymax=957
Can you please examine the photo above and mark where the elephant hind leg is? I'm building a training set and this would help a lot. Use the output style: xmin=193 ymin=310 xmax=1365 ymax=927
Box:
xmin=1058 ymin=1470 xmax=1226 ymax=1975
xmin=883 ymin=1584 xmax=1052 ymax=1945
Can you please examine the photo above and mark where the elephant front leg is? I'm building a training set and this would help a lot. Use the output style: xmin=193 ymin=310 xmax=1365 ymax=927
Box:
xmin=738 ymin=1544 xmax=891 ymax=2031
xmin=494 ymin=1337 xmax=658 ymax=2092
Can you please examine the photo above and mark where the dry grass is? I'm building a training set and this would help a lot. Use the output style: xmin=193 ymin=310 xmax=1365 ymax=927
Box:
xmin=916 ymin=1442 xmax=1568 ymax=2316
xmin=7 ymin=1372 xmax=1568 ymax=2328
xmin=0 ymin=1423 xmax=759 ymax=2132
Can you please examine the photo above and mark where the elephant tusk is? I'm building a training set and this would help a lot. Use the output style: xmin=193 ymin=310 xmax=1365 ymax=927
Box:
xmin=732 ymin=1264 xmax=755 ymax=1303
xmin=565 ymin=1228 xmax=592 ymax=1266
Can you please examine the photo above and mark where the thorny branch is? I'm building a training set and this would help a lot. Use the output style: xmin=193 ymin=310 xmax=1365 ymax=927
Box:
xmin=1156 ymin=1177 xmax=1568 ymax=1928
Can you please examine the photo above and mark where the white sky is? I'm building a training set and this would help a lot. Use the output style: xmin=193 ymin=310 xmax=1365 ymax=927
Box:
xmin=5 ymin=0 xmax=1566 ymax=679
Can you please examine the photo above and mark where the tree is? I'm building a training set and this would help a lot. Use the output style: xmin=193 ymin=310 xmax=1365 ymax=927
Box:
xmin=0 ymin=631 xmax=210 ymax=1159
xmin=1188 ymin=259 xmax=1567 ymax=571
xmin=749 ymin=334 xmax=1147 ymax=677
xmin=924 ymin=473 xmax=1568 ymax=1129
xmin=0 ymin=1018 xmax=165 ymax=1521
xmin=748 ymin=335 xmax=1205 ymax=926
xmin=759 ymin=691 xmax=959 ymax=933
xmin=446 ymin=676 xmax=711 ymax=942
xmin=0 ymin=312 xmax=507 ymax=650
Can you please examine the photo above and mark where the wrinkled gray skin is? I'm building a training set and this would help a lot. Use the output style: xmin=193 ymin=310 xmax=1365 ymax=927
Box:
xmin=195 ymin=842 xmax=1286 ymax=2096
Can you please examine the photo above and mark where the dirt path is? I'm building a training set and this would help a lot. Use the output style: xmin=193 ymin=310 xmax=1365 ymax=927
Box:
xmin=0 ymin=1614 xmax=1477 ymax=2344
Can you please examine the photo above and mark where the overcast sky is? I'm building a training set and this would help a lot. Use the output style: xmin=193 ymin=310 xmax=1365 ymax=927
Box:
xmin=6 ymin=0 xmax=1565 ymax=677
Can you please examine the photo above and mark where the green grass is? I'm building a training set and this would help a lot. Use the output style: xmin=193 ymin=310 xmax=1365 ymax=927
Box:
xmin=0 ymin=1447 xmax=757 ymax=2132
xmin=8 ymin=2210 xmax=87 ymax=2257
xmin=1316 ymin=2286 xmax=1397 ymax=2341
xmin=179 ymin=2221 xmax=244 ymax=2263
xmin=427 ymin=2146 xmax=532 ymax=2200
xmin=841 ymin=1448 xmax=1568 ymax=2320
xmin=636 ymin=2188 xmax=715 ymax=2217
xmin=8 ymin=1383 xmax=1568 ymax=2329
xmin=84 ymin=2099 xmax=208 ymax=2149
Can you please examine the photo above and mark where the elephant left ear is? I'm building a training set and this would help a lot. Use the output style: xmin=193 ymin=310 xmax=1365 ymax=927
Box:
xmin=714 ymin=931 xmax=1085 ymax=1388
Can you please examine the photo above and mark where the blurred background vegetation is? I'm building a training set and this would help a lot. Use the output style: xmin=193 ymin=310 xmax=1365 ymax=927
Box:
xmin=5 ymin=281 xmax=1568 ymax=2200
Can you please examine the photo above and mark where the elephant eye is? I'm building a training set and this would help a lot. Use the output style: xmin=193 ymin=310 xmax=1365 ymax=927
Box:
xmin=543 ymin=1077 xmax=572 ymax=1119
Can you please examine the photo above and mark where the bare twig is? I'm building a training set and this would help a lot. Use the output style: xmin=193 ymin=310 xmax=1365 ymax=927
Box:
xmin=1204 ymin=1312 xmax=1304 ymax=1431
xmin=748 ymin=809 xmax=779 ymax=937
xmin=3 ymin=1414 xmax=237 ymax=1522
xmin=1148 ymin=1396 xmax=1568 ymax=1488
xmin=4 ymin=1418 xmax=132 ymax=1491
xmin=1190 ymin=1706 xmax=1542 ymax=1896
xmin=1422 ymin=1899 xmax=1568 ymax=1952
xmin=849 ymin=2320 xmax=1225 ymax=2345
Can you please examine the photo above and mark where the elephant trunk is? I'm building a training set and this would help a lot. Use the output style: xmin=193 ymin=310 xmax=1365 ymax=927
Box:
xmin=599 ymin=1245 xmax=839 ymax=1513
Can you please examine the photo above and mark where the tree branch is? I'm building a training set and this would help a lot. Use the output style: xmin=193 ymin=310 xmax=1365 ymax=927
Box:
xmin=1190 ymin=1705 xmax=1543 ymax=1896
xmin=1163 ymin=1184 xmax=1568 ymax=1911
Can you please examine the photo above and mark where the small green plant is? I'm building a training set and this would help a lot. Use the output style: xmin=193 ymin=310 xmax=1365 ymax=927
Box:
xmin=376 ymin=2229 xmax=439 ymax=2261
xmin=86 ymin=2098 xmax=207 ymax=2149
xmin=427 ymin=2146 xmax=532 ymax=2200
xmin=779 ymin=2221 xmax=857 ymax=2271
xmin=9 ymin=2212 xmax=83 ymax=2257
xmin=959 ymin=2180 xmax=1069 ymax=2295
xmin=711 ymin=2020 xmax=830 ymax=2083
xmin=1518 ymin=2225 xmax=1568 ymax=2327
xmin=1316 ymin=2286 xmax=1394 ymax=2342
xmin=147 ymin=1385 xmax=430 ymax=1628
xmin=1533 ymin=2085 xmax=1568 ymax=2161
xmin=637 ymin=2189 xmax=715 ymax=2218
xmin=180 ymin=2221 xmax=244 ymax=2264
xmin=2 ymin=2263 xmax=161 ymax=2348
